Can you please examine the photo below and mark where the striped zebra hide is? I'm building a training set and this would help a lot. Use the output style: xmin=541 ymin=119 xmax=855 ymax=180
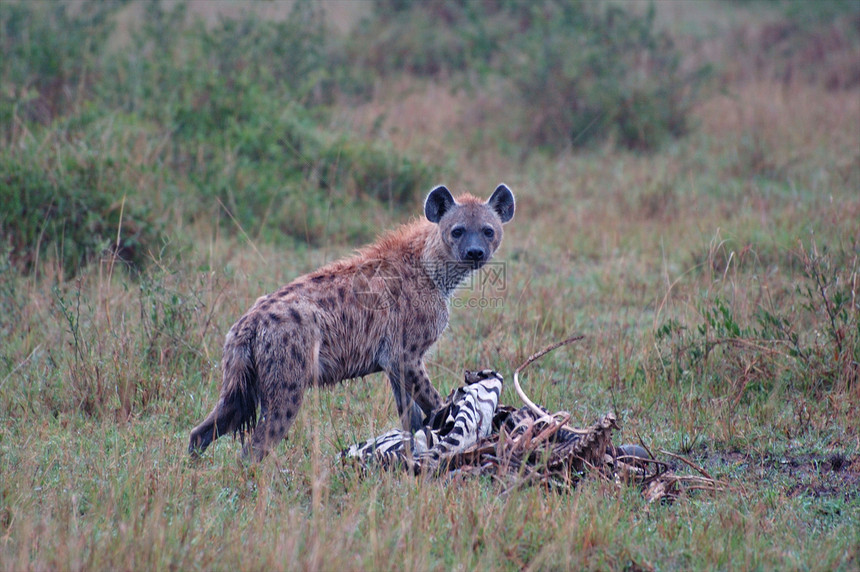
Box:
xmin=341 ymin=369 xmax=618 ymax=482
xmin=343 ymin=369 xmax=720 ymax=501
xmin=342 ymin=369 xmax=503 ymax=474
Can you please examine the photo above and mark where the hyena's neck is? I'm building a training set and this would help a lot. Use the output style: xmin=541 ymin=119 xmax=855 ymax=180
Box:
xmin=361 ymin=219 xmax=472 ymax=298
xmin=421 ymin=233 xmax=474 ymax=298
xmin=425 ymin=262 xmax=474 ymax=297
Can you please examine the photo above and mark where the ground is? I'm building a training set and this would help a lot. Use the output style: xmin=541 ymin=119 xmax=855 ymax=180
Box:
xmin=1 ymin=1 xmax=858 ymax=570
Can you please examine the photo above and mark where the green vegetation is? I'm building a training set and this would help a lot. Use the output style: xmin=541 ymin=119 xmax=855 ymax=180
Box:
xmin=1 ymin=0 xmax=858 ymax=570
xmin=0 ymin=0 xmax=432 ymax=276
xmin=351 ymin=0 xmax=706 ymax=149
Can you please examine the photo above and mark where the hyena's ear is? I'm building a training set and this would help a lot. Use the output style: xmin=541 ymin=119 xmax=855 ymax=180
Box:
xmin=425 ymin=185 xmax=456 ymax=223
xmin=488 ymin=184 xmax=515 ymax=223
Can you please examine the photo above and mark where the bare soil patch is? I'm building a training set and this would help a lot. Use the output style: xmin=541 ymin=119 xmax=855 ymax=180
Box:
xmin=698 ymin=449 xmax=860 ymax=501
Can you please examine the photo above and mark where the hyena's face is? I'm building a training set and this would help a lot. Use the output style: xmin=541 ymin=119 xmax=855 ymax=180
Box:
xmin=425 ymin=184 xmax=515 ymax=269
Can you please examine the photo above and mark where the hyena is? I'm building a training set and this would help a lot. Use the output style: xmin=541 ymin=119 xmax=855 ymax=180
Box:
xmin=188 ymin=184 xmax=515 ymax=462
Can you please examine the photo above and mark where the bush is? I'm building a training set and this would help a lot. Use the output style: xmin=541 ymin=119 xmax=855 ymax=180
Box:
xmin=174 ymin=96 xmax=433 ymax=245
xmin=726 ymin=0 xmax=860 ymax=90
xmin=109 ymin=0 xmax=432 ymax=242
xmin=527 ymin=3 xmax=706 ymax=150
xmin=0 ymin=150 xmax=161 ymax=277
xmin=0 ymin=1 xmax=117 ymax=126
xmin=655 ymin=241 xmax=859 ymax=398
xmin=1 ymin=0 xmax=435 ymax=263
xmin=100 ymin=0 xmax=370 ymax=127
xmin=348 ymin=0 xmax=707 ymax=151
xmin=348 ymin=0 xmax=506 ymax=76
xmin=316 ymin=138 xmax=435 ymax=205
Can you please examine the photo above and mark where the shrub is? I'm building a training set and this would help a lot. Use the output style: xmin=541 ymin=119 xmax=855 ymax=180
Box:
xmin=102 ymin=0 xmax=431 ymax=243
xmin=316 ymin=138 xmax=435 ymax=206
xmin=2 ymin=0 xmax=434 ymax=261
xmin=507 ymin=2 xmax=707 ymax=150
xmin=348 ymin=0 xmax=505 ymax=76
xmin=176 ymin=97 xmax=433 ymax=245
xmin=348 ymin=0 xmax=707 ymax=151
xmin=0 ymin=150 xmax=160 ymax=277
xmin=726 ymin=0 xmax=860 ymax=90
xmin=100 ymin=0 xmax=364 ymax=128
xmin=655 ymin=241 xmax=859 ymax=398
xmin=0 ymin=1 xmax=117 ymax=126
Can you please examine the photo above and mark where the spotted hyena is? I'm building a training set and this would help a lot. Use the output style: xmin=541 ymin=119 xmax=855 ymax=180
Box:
xmin=188 ymin=184 xmax=515 ymax=462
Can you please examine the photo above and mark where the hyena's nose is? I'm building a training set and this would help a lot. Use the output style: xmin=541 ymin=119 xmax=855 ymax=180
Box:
xmin=465 ymin=247 xmax=486 ymax=262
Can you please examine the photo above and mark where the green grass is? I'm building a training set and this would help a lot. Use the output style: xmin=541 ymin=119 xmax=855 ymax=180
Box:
xmin=2 ymin=1 xmax=859 ymax=570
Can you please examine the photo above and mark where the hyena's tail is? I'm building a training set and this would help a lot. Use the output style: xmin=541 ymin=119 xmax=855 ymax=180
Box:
xmin=188 ymin=327 xmax=260 ymax=456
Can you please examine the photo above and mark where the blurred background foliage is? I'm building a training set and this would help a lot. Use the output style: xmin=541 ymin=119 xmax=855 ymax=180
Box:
xmin=354 ymin=0 xmax=705 ymax=149
xmin=1 ymin=0 xmax=857 ymax=276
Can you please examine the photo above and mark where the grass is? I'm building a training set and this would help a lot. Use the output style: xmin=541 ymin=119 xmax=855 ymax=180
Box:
xmin=2 ymin=1 xmax=859 ymax=570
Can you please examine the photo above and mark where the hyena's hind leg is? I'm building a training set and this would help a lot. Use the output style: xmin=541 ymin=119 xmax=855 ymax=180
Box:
xmin=241 ymin=352 xmax=309 ymax=462
xmin=242 ymin=388 xmax=305 ymax=462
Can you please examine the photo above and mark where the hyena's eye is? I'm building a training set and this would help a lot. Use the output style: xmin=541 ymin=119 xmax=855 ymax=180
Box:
xmin=483 ymin=227 xmax=495 ymax=239
xmin=451 ymin=227 xmax=464 ymax=239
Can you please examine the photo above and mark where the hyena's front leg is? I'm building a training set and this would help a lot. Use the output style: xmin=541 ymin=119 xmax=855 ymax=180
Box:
xmin=386 ymin=359 xmax=443 ymax=433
